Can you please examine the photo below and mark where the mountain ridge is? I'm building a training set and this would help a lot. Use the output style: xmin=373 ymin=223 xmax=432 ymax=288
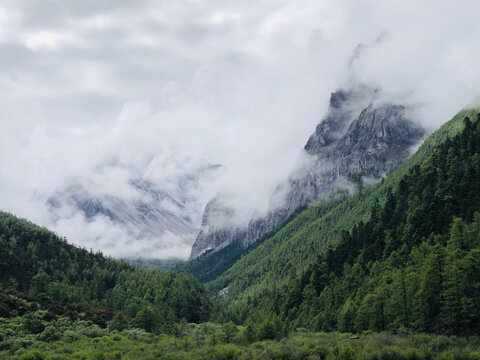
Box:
xmin=190 ymin=88 xmax=425 ymax=260
xmin=200 ymin=107 xmax=478 ymax=318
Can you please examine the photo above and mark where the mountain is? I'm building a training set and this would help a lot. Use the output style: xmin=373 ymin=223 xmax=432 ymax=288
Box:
xmin=48 ymin=179 xmax=197 ymax=240
xmin=2 ymin=105 xmax=480 ymax=360
xmin=204 ymin=109 xmax=480 ymax=334
xmin=259 ymin=114 xmax=480 ymax=335
xmin=189 ymin=88 xmax=425 ymax=260
xmin=244 ymin=91 xmax=425 ymax=247
xmin=47 ymin=164 xmax=220 ymax=258
xmin=180 ymin=105 xmax=472 ymax=299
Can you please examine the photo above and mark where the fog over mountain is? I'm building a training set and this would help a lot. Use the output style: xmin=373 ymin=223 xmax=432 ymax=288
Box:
xmin=0 ymin=0 xmax=480 ymax=258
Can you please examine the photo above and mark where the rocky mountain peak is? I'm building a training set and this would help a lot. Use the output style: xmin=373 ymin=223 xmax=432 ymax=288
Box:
xmin=189 ymin=198 xmax=245 ymax=260
xmin=189 ymin=88 xmax=425 ymax=259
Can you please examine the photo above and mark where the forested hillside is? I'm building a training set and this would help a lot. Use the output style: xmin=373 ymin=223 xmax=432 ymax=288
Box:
xmin=279 ymin=115 xmax=480 ymax=335
xmin=0 ymin=212 xmax=211 ymax=329
xmin=214 ymin=113 xmax=480 ymax=336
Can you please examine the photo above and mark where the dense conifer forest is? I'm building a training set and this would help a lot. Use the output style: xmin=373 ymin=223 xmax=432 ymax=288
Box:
xmin=0 ymin=212 xmax=211 ymax=328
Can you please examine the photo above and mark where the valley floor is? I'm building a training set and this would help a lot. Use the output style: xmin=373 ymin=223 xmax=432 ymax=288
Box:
xmin=2 ymin=315 xmax=480 ymax=360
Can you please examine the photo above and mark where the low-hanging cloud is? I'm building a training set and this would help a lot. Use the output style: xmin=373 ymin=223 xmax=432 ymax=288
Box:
xmin=1 ymin=0 xmax=480 ymax=259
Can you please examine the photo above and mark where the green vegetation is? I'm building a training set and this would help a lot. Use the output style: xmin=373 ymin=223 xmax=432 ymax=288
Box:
xmin=175 ymin=240 xmax=249 ymax=284
xmin=2 ymin=301 xmax=480 ymax=360
xmin=0 ymin=212 xmax=211 ymax=328
xmin=276 ymin=115 xmax=480 ymax=335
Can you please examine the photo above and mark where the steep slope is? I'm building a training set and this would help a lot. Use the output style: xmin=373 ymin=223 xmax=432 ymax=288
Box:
xmin=190 ymin=88 xmax=425 ymax=259
xmin=178 ymin=204 xmax=315 ymax=283
xmin=274 ymin=114 xmax=480 ymax=335
xmin=190 ymin=198 xmax=246 ymax=260
xmin=245 ymin=96 xmax=424 ymax=247
xmin=206 ymin=108 xmax=478 ymax=321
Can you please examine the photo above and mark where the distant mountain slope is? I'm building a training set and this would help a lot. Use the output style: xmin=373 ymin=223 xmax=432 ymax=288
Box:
xmin=205 ymin=108 xmax=479 ymax=323
xmin=47 ymin=163 xmax=220 ymax=259
xmin=190 ymin=88 xmax=425 ymax=260
xmin=48 ymin=179 xmax=197 ymax=240
xmin=124 ymin=257 xmax=184 ymax=270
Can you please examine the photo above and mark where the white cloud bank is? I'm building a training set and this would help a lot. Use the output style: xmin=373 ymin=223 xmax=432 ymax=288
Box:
xmin=0 ymin=0 xmax=480 ymax=258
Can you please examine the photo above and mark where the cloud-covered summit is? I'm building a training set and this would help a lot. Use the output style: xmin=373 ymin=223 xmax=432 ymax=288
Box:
xmin=0 ymin=0 xmax=480 ymax=258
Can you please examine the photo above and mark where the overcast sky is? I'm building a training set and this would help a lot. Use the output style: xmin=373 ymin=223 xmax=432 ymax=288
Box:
xmin=1 ymin=0 xmax=480 ymax=259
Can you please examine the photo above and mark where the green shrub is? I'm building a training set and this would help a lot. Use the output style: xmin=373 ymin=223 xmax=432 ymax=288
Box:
xmin=22 ymin=314 xmax=45 ymax=335
xmin=81 ymin=325 xmax=106 ymax=339
xmin=212 ymin=344 xmax=241 ymax=360
xmin=108 ymin=313 xmax=129 ymax=332
xmin=17 ymin=350 xmax=45 ymax=360
xmin=86 ymin=351 xmax=105 ymax=360
xmin=63 ymin=330 xmax=81 ymax=342
xmin=13 ymin=335 xmax=38 ymax=350
xmin=434 ymin=349 xmax=477 ymax=360
xmin=38 ymin=326 xmax=61 ymax=342
xmin=123 ymin=328 xmax=151 ymax=342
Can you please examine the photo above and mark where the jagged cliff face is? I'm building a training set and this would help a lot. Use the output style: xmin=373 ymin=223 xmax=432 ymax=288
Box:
xmin=189 ymin=88 xmax=426 ymax=259
xmin=189 ymin=199 xmax=245 ymax=259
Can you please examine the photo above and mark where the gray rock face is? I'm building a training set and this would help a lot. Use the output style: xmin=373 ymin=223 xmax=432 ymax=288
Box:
xmin=189 ymin=88 xmax=426 ymax=259
xmin=189 ymin=198 xmax=245 ymax=259
xmin=244 ymin=92 xmax=425 ymax=246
